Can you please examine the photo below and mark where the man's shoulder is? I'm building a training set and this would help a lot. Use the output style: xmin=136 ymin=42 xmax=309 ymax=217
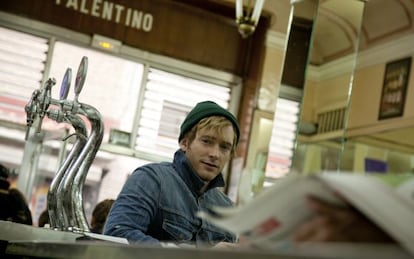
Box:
xmin=132 ymin=161 xmax=174 ymax=176
xmin=141 ymin=161 xmax=173 ymax=170
xmin=207 ymin=188 xmax=234 ymax=206
xmin=129 ymin=162 xmax=181 ymax=187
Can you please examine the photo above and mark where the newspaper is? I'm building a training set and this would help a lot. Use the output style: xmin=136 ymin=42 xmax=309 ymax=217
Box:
xmin=198 ymin=173 xmax=414 ymax=255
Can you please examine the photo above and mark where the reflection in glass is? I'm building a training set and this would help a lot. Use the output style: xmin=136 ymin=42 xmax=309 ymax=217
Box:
xmin=266 ymin=98 xmax=300 ymax=178
xmin=49 ymin=42 xmax=144 ymax=140
xmin=287 ymin=0 xmax=366 ymax=174
xmin=342 ymin=1 xmax=414 ymax=175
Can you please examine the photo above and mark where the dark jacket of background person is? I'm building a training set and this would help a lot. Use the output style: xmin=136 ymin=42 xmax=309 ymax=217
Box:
xmin=0 ymin=164 xmax=33 ymax=225
xmin=38 ymin=209 xmax=49 ymax=227
xmin=90 ymin=199 xmax=114 ymax=234
xmin=8 ymin=188 xmax=33 ymax=225
xmin=0 ymin=164 xmax=11 ymax=220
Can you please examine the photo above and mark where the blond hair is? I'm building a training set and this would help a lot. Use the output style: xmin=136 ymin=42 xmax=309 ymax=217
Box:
xmin=182 ymin=116 xmax=238 ymax=155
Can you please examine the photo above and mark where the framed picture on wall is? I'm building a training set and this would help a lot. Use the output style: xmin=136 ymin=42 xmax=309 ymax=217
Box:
xmin=378 ymin=56 xmax=412 ymax=120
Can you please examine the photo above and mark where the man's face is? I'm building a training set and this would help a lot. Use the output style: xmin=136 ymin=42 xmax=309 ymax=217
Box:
xmin=180 ymin=125 xmax=234 ymax=181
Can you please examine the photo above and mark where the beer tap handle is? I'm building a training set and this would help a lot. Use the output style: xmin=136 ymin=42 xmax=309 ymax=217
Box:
xmin=24 ymin=90 xmax=40 ymax=140
xmin=47 ymin=67 xmax=76 ymax=122
xmin=74 ymin=56 xmax=88 ymax=102
xmin=25 ymin=90 xmax=40 ymax=126
xmin=49 ymin=68 xmax=73 ymax=108
xmin=60 ymin=68 xmax=72 ymax=101
xmin=40 ymin=78 xmax=56 ymax=112
xmin=52 ymin=68 xmax=75 ymax=112
xmin=36 ymin=78 xmax=56 ymax=133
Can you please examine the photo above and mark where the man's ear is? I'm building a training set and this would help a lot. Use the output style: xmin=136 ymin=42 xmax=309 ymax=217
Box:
xmin=179 ymin=138 xmax=188 ymax=151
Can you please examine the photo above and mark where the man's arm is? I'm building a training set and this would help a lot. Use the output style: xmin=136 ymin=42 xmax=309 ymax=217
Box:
xmin=104 ymin=167 xmax=161 ymax=244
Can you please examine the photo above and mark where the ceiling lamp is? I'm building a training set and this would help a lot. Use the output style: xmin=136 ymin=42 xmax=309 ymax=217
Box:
xmin=236 ymin=0 xmax=265 ymax=38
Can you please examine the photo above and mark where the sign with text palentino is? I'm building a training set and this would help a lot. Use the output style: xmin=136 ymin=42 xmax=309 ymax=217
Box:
xmin=0 ymin=0 xmax=250 ymax=75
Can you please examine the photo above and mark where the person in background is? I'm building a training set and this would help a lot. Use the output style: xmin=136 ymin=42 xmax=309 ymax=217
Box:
xmin=104 ymin=101 xmax=240 ymax=247
xmin=0 ymin=164 xmax=33 ymax=225
xmin=0 ymin=164 xmax=11 ymax=221
xmin=8 ymin=188 xmax=33 ymax=225
xmin=0 ymin=164 xmax=10 ymax=191
xmin=38 ymin=209 xmax=49 ymax=228
xmin=90 ymin=198 xmax=114 ymax=234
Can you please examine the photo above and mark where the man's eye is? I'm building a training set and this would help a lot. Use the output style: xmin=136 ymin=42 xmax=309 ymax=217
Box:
xmin=221 ymin=145 xmax=232 ymax=152
xmin=201 ymin=138 xmax=213 ymax=144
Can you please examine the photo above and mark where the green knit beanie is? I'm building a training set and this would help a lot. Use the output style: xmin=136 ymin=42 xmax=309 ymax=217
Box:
xmin=179 ymin=101 xmax=240 ymax=144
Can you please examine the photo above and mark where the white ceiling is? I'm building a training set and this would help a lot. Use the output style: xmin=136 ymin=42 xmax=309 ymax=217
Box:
xmin=260 ymin=0 xmax=414 ymax=64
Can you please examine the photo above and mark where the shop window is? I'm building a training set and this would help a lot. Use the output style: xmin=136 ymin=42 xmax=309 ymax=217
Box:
xmin=49 ymin=41 xmax=144 ymax=141
xmin=0 ymin=26 xmax=48 ymax=125
xmin=0 ymin=25 xmax=236 ymax=221
xmin=135 ymin=68 xmax=232 ymax=158
xmin=266 ymin=98 xmax=300 ymax=179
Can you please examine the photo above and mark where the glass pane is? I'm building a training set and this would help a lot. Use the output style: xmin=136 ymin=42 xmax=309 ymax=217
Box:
xmin=49 ymin=42 xmax=144 ymax=142
xmin=266 ymin=98 xmax=300 ymax=179
xmin=0 ymin=26 xmax=48 ymax=125
xmin=135 ymin=68 xmax=232 ymax=158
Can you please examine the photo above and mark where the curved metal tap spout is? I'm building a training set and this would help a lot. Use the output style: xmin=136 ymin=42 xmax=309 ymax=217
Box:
xmin=62 ymin=103 xmax=104 ymax=232
xmin=47 ymin=111 xmax=87 ymax=230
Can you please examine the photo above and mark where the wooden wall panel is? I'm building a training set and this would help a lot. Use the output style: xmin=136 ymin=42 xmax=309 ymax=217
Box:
xmin=0 ymin=0 xmax=254 ymax=75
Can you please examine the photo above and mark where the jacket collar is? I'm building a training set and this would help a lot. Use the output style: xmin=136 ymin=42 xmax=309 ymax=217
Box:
xmin=172 ymin=149 xmax=225 ymax=195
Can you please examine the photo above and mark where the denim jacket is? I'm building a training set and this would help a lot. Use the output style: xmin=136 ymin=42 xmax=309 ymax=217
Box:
xmin=104 ymin=149 xmax=236 ymax=246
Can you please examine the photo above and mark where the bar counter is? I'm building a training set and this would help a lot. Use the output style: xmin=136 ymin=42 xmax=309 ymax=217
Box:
xmin=1 ymin=221 xmax=412 ymax=259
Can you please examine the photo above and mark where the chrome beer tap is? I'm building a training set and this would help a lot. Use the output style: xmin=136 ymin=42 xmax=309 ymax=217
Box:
xmin=24 ymin=78 xmax=60 ymax=227
xmin=69 ymin=57 xmax=104 ymax=232
xmin=37 ymin=78 xmax=55 ymax=132
xmin=63 ymin=102 xmax=104 ymax=232
xmin=46 ymin=68 xmax=88 ymax=230
xmin=24 ymin=90 xmax=40 ymax=140
xmin=24 ymin=78 xmax=56 ymax=139
xmin=48 ymin=114 xmax=87 ymax=230
xmin=25 ymin=56 xmax=105 ymax=233
xmin=56 ymin=56 xmax=104 ymax=232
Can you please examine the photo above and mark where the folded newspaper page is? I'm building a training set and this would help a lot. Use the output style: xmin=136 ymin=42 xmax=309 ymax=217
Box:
xmin=198 ymin=173 xmax=347 ymax=249
xmin=198 ymin=172 xmax=414 ymax=255
xmin=318 ymin=173 xmax=414 ymax=256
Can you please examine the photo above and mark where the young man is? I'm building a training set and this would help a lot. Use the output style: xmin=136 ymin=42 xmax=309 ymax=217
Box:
xmin=104 ymin=101 xmax=240 ymax=247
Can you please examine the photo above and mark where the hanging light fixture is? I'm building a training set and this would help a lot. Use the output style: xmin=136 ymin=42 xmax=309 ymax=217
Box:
xmin=236 ymin=0 xmax=265 ymax=38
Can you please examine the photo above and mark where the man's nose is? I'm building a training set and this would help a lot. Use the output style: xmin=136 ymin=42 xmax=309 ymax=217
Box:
xmin=208 ymin=144 xmax=220 ymax=158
